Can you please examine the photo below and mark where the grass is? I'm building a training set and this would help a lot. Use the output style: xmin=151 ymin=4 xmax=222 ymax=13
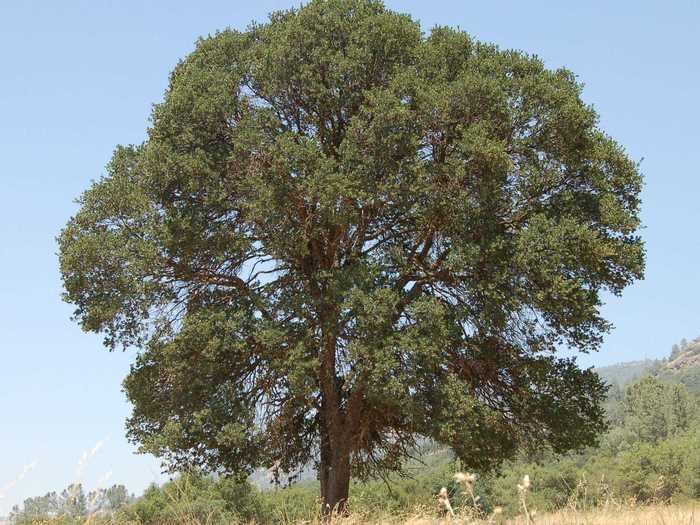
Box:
xmin=303 ymin=504 xmax=700 ymax=524
xmin=506 ymin=505 xmax=699 ymax=524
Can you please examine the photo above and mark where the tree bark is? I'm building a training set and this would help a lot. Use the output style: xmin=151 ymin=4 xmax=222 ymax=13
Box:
xmin=317 ymin=320 xmax=351 ymax=516
xmin=319 ymin=432 xmax=351 ymax=516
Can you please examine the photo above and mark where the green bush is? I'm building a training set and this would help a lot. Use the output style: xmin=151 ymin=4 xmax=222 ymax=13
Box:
xmin=121 ymin=473 xmax=269 ymax=525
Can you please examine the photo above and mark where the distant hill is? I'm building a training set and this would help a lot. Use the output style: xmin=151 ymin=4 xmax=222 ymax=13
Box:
xmin=665 ymin=337 xmax=700 ymax=370
xmin=595 ymin=336 xmax=700 ymax=393
xmin=657 ymin=337 xmax=700 ymax=392
xmin=595 ymin=359 xmax=661 ymax=388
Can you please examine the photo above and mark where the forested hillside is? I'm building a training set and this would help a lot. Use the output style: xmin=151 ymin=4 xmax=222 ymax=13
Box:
xmin=597 ymin=336 xmax=700 ymax=392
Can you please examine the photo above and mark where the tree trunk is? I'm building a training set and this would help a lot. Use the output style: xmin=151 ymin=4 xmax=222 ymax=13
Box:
xmin=314 ymin=294 xmax=353 ymax=517
xmin=319 ymin=436 xmax=351 ymax=516
xmin=318 ymin=382 xmax=351 ymax=517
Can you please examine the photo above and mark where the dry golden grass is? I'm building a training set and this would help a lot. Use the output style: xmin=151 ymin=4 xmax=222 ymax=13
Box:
xmin=505 ymin=505 xmax=699 ymax=525
xmin=315 ymin=504 xmax=699 ymax=525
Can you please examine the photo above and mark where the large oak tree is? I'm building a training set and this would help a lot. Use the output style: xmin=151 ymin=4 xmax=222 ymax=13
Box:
xmin=59 ymin=0 xmax=644 ymax=512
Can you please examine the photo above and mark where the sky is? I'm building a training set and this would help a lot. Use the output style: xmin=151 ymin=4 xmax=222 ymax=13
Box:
xmin=0 ymin=0 xmax=698 ymax=516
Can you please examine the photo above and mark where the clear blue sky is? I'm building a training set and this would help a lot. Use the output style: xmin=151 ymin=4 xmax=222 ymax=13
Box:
xmin=1 ymin=0 xmax=698 ymax=515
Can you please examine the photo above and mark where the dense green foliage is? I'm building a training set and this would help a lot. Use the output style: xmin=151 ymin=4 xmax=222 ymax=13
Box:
xmin=58 ymin=0 xmax=644 ymax=509
xmin=122 ymin=474 xmax=269 ymax=524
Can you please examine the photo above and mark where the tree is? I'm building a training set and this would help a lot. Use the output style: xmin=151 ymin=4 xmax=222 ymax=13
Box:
xmin=664 ymin=383 xmax=691 ymax=435
xmin=60 ymin=484 xmax=86 ymax=519
xmin=670 ymin=343 xmax=681 ymax=360
xmin=104 ymin=484 xmax=132 ymax=511
xmin=623 ymin=376 xmax=690 ymax=444
xmin=86 ymin=484 xmax=132 ymax=513
xmin=58 ymin=0 xmax=644 ymax=512
xmin=624 ymin=377 xmax=668 ymax=444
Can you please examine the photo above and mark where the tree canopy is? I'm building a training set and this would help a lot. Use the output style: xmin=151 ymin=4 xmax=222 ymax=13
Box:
xmin=59 ymin=0 xmax=644 ymax=511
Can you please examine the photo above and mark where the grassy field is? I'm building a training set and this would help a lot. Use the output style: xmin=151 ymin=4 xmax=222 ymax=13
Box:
xmin=506 ymin=505 xmax=699 ymax=524
xmin=310 ymin=505 xmax=699 ymax=524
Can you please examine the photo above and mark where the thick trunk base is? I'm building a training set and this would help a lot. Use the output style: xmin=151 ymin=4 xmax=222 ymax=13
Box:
xmin=319 ymin=447 xmax=351 ymax=517
xmin=321 ymin=474 xmax=350 ymax=516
